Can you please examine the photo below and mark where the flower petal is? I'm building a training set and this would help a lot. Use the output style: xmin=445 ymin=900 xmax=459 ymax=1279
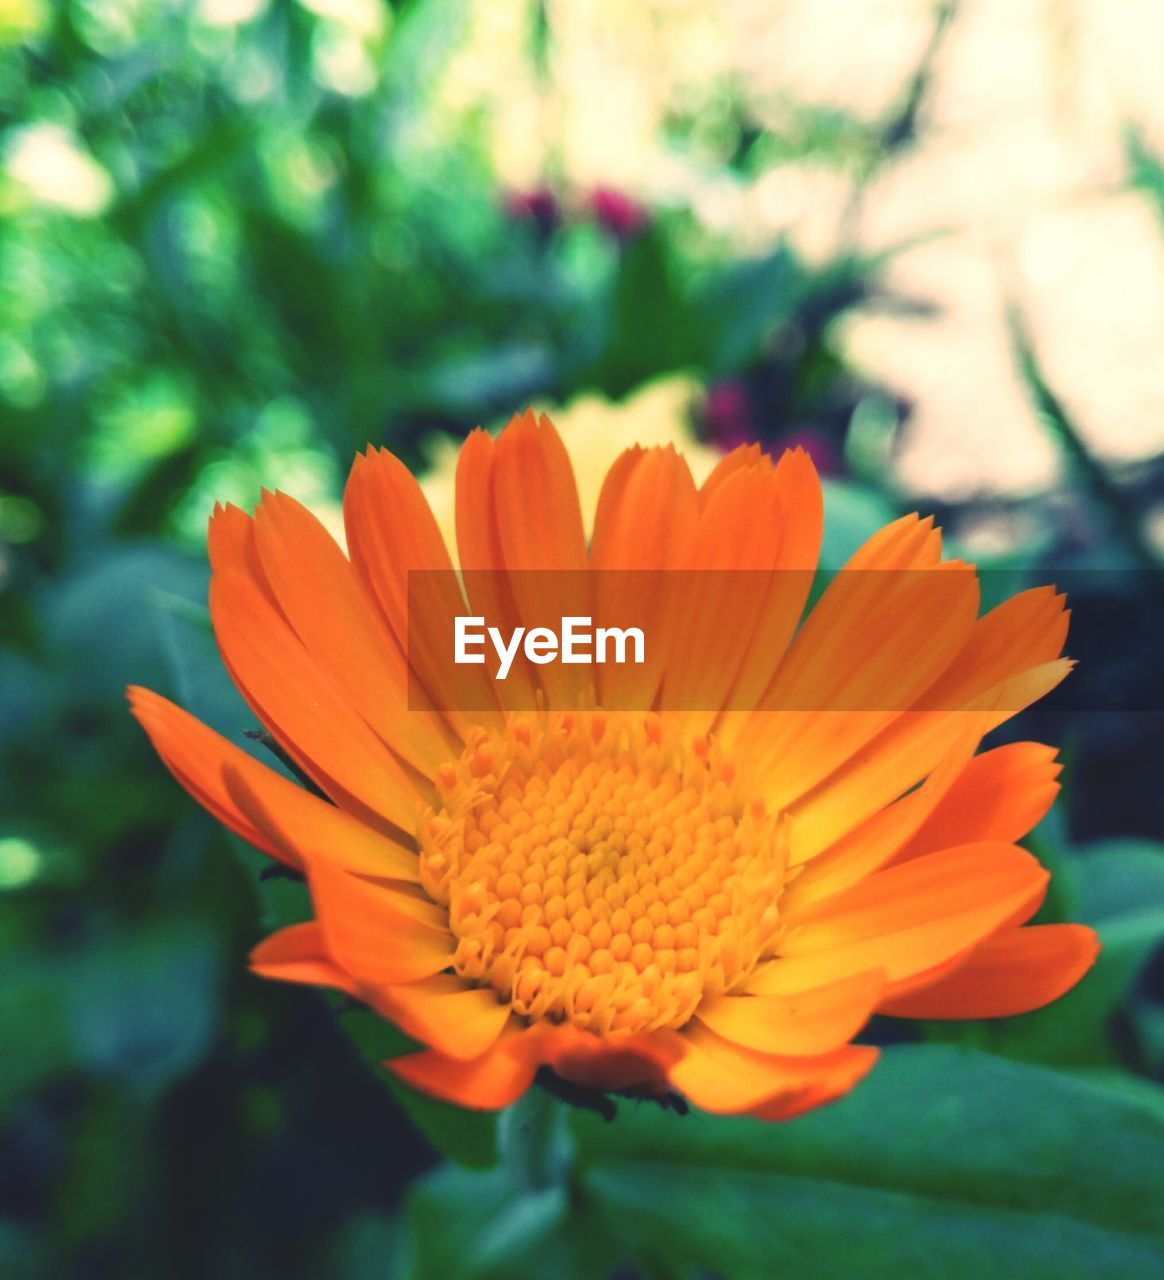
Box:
xmin=844 ymin=512 xmax=944 ymax=571
xmin=454 ymin=426 xmax=540 ymax=709
xmin=697 ymin=969 xmax=884 ymax=1056
xmin=249 ymin=491 xmax=452 ymax=773
xmin=781 ymin=711 xmax=987 ymax=903
xmin=716 ymin=447 xmax=823 ymax=716
xmin=388 ymin=1024 xmax=538 ymax=1110
xmin=492 ymin=412 xmax=592 ymax=708
xmin=879 ymin=923 xmax=1100 ymax=1019
xmin=206 ymin=501 xmax=273 ymax=600
xmin=372 ymin=974 xmax=513 ymax=1060
xmin=746 ymin=1065 xmax=873 ymax=1123
xmin=209 ymin=565 xmax=426 ymax=833
xmin=344 ymin=447 xmax=494 ymax=732
xmin=666 ymin=1021 xmax=879 ymax=1115
xmin=590 ymin=445 xmax=699 ymax=710
xmin=249 ymin=922 xmax=359 ymax=995
xmin=128 ymin=685 xmax=293 ymax=867
xmin=493 ymin=410 xmax=588 ymax=574
xmin=783 ymin=708 xmax=979 ymax=865
xmin=759 ymin=842 xmax=1050 ymax=991
xmin=731 ymin=513 xmax=970 ymax=799
xmin=746 ymin=571 xmax=979 ymax=811
xmin=660 ymin=453 xmax=815 ymax=720
xmin=527 ymin=1024 xmax=686 ymax=1092
xmin=590 ymin=446 xmax=699 ymax=571
xmin=220 ymin=763 xmax=421 ymax=881
xmin=919 ymin=586 xmax=1069 ymax=714
xmin=307 ymin=862 xmax=454 ymax=985
xmin=343 ymin=446 xmax=458 ymax=638
xmin=889 ymin=742 xmax=1061 ymax=865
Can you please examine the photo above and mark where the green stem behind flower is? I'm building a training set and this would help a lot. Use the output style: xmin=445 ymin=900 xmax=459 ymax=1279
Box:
xmin=498 ymin=1084 xmax=574 ymax=1191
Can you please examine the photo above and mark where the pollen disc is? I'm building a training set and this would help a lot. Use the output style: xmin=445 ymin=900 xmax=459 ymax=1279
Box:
xmin=418 ymin=712 xmax=787 ymax=1034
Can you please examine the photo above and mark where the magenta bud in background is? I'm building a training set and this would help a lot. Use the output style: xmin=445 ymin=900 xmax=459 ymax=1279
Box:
xmin=589 ymin=185 xmax=650 ymax=239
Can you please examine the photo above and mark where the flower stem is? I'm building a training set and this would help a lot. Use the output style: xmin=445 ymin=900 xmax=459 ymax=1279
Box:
xmin=497 ymin=1084 xmax=573 ymax=1190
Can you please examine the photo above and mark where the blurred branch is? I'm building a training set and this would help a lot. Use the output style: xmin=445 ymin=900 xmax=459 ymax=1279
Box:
xmin=839 ymin=0 xmax=960 ymax=243
xmin=879 ymin=0 xmax=960 ymax=152
xmin=1006 ymin=300 xmax=1164 ymax=586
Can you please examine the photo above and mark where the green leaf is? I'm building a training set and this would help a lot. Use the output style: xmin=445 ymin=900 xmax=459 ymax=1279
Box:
xmin=1 ymin=919 xmax=224 ymax=1107
xmin=404 ymin=1165 xmax=572 ymax=1280
xmin=571 ymin=1046 xmax=1164 ymax=1279
xmin=45 ymin=544 xmax=207 ymax=708
xmin=0 ymin=958 xmax=77 ymax=1110
xmin=150 ymin=591 xmax=254 ymax=742
xmin=1074 ymin=840 xmax=1164 ymax=921
xmin=696 ymin=245 xmax=798 ymax=373
xmin=339 ymin=1006 xmax=500 ymax=1171
xmin=67 ymin=919 xmax=224 ymax=1095
xmin=588 ymin=227 xmax=702 ymax=395
xmin=399 ymin=1092 xmax=621 ymax=1280
xmin=111 ymin=441 xmax=203 ymax=537
xmin=0 ymin=1221 xmax=46 ymax=1280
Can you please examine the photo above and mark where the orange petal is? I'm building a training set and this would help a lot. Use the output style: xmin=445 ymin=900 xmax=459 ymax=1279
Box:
xmin=781 ymin=708 xmax=977 ymax=866
xmin=249 ymin=922 xmax=360 ymax=995
xmin=525 ymin=1023 xmax=686 ymax=1092
xmin=731 ymin=513 xmax=958 ymax=792
xmin=666 ymin=1021 xmax=879 ymax=1115
xmin=717 ymin=447 xmax=823 ymax=716
xmin=128 ymin=685 xmax=295 ymax=868
xmin=307 ymin=862 xmax=453 ymax=985
xmin=388 ymin=1024 xmax=538 ymax=1110
xmin=761 ymin=842 xmax=1049 ymax=990
xmin=492 ymin=412 xmax=592 ymax=708
xmin=220 ymin=763 xmax=421 ymax=881
xmin=209 ymin=566 xmax=426 ymax=833
xmin=590 ymin=446 xmax=699 ymax=571
xmin=344 ymin=447 xmax=493 ymax=733
xmin=343 ymin=447 xmax=457 ymax=639
xmin=454 ymin=414 xmax=595 ymax=710
xmin=250 ymin=491 xmax=451 ymax=773
xmin=454 ymin=426 xmax=539 ymax=709
xmin=921 ymin=585 xmax=1068 ymax=703
xmin=590 ymin=445 xmax=699 ymax=711
xmin=697 ymin=441 xmax=763 ymax=503
xmin=697 ymin=969 xmax=884 ymax=1055
xmin=741 ymin=563 xmax=979 ymax=813
xmin=879 ymin=923 xmax=1100 ymax=1019
xmin=659 ymin=455 xmax=815 ymax=723
xmin=747 ymin=1066 xmax=871 ymax=1122
xmin=371 ymin=974 xmax=513 ymax=1060
xmin=890 ymin=742 xmax=1061 ymax=865
xmin=659 ymin=463 xmax=782 ymax=712
xmin=455 ymin=427 xmax=504 ymax=574
xmin=843 ymin=512 xmax=944 ymax=572
xmin=781 ymin=711 xmax=988 ymax=902
xmin=206 ymin=502 xmax=273 ymax=601
xmin=492 ymin=411 xmax=588 ymax=573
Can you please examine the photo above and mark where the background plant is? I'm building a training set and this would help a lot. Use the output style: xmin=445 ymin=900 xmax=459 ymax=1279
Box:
xmin=1 ymin=2 xmax=1163 ymax=1277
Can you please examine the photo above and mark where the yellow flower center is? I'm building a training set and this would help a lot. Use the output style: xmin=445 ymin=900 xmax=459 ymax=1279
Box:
xmin=418 ymin=712 xmax=787 ymax=1035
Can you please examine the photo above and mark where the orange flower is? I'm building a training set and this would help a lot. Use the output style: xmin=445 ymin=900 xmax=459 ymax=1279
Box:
xmin=130 ymin=412 xmax=1098 ymax=1120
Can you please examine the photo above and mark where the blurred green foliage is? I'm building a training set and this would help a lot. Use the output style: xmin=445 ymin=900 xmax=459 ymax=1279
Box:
xmin=2 ymin=2 xmax=1164 ymax=1279
xmin=394 ymin=1045 xmax=1164 ymax=1279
